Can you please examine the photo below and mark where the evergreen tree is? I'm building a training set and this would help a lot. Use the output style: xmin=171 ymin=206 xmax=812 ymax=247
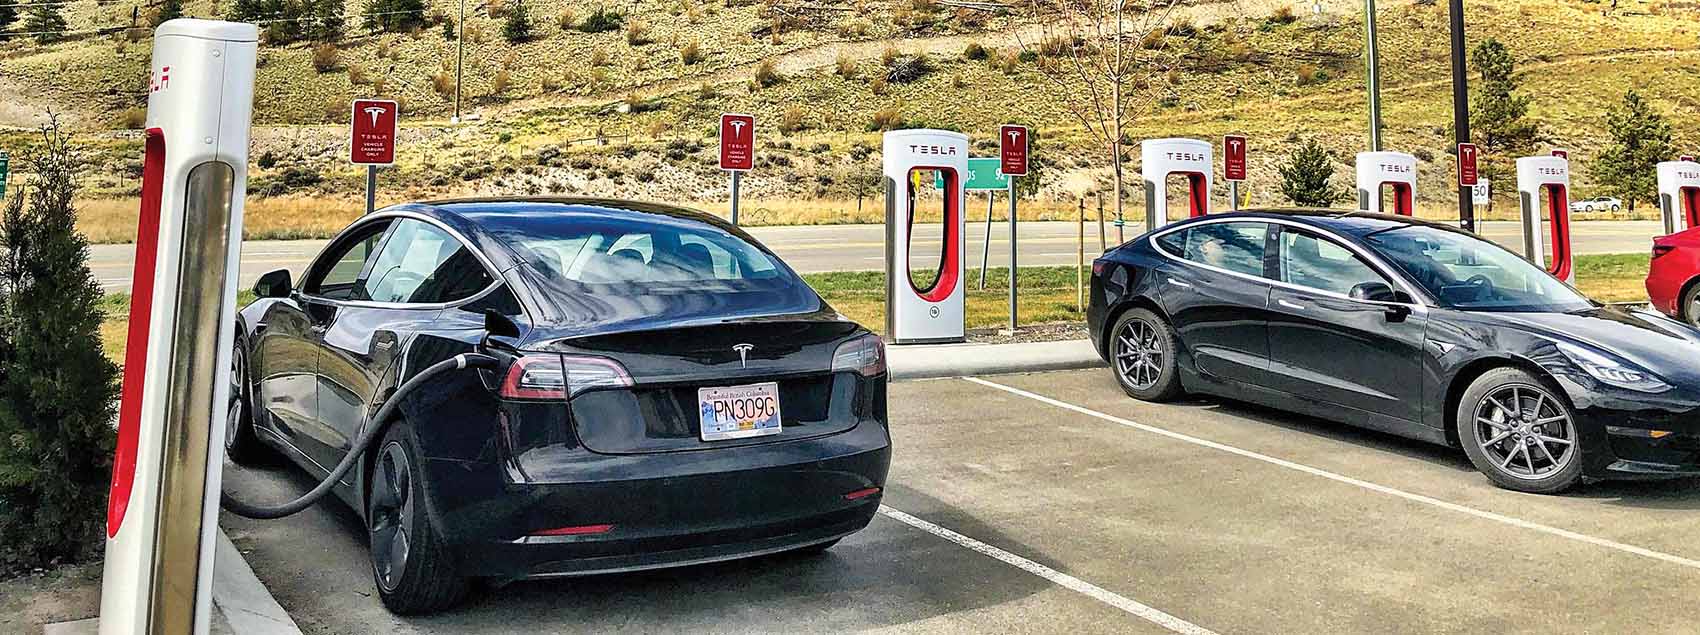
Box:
xmin=1469 ymin=38 xmax=1538 ymax=209
xmin=154 ymin=0 xmax=186 ymax=26
xmin=0 ymin=118 xmax=120 ymax=572
xmin=502 ymin=0 xmax=532 ymax=43
xmin=363 ymin=0 xmax=426 ymax=33
xmin=226 ymin=0 xmax=271 ymax=23
xmin=1278 ymin=139 xmax=1342 ymax=207
xmin=23 ymin=0 xmax=68 ymax=44
xmin=306 ymin=0 xmax=345 ymax=42
xmin=1590 ymin=90 xmax=1674 ymax=214
xmin=0 ymin=2 xmax=19 ymax=41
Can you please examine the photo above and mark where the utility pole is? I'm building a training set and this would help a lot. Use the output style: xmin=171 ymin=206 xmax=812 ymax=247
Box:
xmin=1364 ymin=0 xmax=1383 ymax=151
xmin=1449 ymin=0 xmax=1476 ymax=232
xmin=453 ymin=0 xmax=466 ymax=123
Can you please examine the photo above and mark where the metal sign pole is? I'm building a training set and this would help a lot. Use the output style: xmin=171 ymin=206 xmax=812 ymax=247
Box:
xmin=1229 ymin=181 xmax=1240 ymax=211
xmin=1007 ymin=178 xmax=1018 ymax=333
xmin=980 ymin=190 xmax=992 ymax=290
xmin=730 ymin=170 xmax=742 ymax=225
xmin=365 ymin=165 xmax=377 ymax=214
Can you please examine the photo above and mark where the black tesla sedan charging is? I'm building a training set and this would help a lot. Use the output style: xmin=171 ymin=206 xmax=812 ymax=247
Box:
xmin=227 ymin=198 xmax=890 ymax=614
xmin=1088 ymin=209 xmax=1700 ymax=495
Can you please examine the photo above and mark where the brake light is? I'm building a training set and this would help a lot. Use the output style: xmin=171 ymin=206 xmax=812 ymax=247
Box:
xmin=843 ymin=487 xmax=881 ymax=501
xmin=831 ymin=334 xmax=886 ymax=377
xmin=500 ymin=354 xmax=631 ymax=400
xmin=531 ymin=524 xmax=614 ymax=536
xmin=1653 ymin=244 xmax=1676 ymax=259
xmin=1092 ymin=259 xmax=1109 ymax=276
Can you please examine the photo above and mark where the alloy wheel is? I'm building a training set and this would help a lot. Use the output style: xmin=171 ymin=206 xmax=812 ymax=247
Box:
xmin=1471 ymin=383 xmax=1576 ymax=480
xmin=226 ymin=347 xmax=246 ymax=450
xmin=1688 ymin=294 xmax=1700 ymax=328
xmin=1115 ymin=319 xmax=1164 ymax=390
xmin=369 ymin=441 xmax=414 ymax=592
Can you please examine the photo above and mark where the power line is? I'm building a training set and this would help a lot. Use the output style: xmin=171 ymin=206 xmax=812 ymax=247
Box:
xmin=2 ymin=9 xmax=436 ymax=37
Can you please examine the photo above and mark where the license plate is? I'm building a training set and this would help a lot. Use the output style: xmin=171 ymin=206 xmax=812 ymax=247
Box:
xmin=698 ymin=382 xmax=783 ymax=441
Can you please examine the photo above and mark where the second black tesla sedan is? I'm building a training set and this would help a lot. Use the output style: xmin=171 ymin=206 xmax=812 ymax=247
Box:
xmin=1088 ymin=209 xmax=1700 ymax=495
xmin=226 ymin=198 xmax=891 ymax=614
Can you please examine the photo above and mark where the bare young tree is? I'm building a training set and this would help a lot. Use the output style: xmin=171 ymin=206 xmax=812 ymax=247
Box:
xmin=1020 ymin=0 xmax=1220 ymax=229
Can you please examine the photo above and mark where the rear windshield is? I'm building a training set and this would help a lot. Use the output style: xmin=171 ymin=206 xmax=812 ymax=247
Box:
xmin=495 ymin=215 xmax=822 ymax=327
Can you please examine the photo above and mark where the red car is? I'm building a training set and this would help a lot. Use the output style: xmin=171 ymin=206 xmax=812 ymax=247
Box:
xmin=1647 ymin=227 xmax=1700 ymax=327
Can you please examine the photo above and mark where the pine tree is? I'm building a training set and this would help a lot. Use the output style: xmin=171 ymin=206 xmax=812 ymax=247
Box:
xmin=154 ymin=0 xmax=185 ymax=26
xmin=1469 ymin=38 xmax=1538 ymax=210
xmin=502 ymin=0 xmax=533 ymax=43
xmin=1590 ymin=90 xmax=1674 ymax=214
xmin=0 ymin=118 xmax=120 ymax=572
xmin=1278 ymin=139 xmax=1342 ymax=207
xmin=307 ymin=0 xmax=345 ymax=42
xmin=23 ymin=0 xmax=68 ymax=44
xmin=363 ymin=0 xmax=426 ymax=33
xmin=0 ymin=1 xmax=19 ymax=40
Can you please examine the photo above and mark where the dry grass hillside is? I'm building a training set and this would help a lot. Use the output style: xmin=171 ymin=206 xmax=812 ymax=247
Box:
xmin=1 ymin=0 xmax=1699 ymax=242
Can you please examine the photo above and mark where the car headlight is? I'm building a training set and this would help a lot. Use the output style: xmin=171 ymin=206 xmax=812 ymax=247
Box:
xmin=1556 ymin=342 xmax=1670 ymax=393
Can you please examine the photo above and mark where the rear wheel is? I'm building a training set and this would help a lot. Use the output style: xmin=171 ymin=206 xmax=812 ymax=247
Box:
xmin=1457 ymin=368 xmax=1584 ymax=494
xmin=367 ymin=421 xmax=468 ymax=615
xmin=1109 ymin=308 xmax=1184 ymax=402
xmin=1680 ymin=282 xmax=1700 ymax=328
xmin=223 ymin=340 xmax=266 ymax=464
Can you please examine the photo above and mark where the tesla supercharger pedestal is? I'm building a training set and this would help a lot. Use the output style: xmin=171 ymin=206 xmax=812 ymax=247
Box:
xmin=1141 ymin=138 xmax=1212 ymax=232
xmin=884 ymin=129 xmax=968 ymax=344
xmin=1356 ymin=151 xmax=1417 ymax=215
xmin=1657 ymin=160 xmax=1700 ymax=235
xmin=1517 ymin=155 xmax=1574 ymax=284
xmin=101 ymin=19 xmax=256 ymax=635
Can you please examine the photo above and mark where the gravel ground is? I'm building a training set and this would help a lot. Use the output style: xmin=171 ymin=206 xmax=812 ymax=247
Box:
xmin=966 ymin=321 xmax=1088 ymax=344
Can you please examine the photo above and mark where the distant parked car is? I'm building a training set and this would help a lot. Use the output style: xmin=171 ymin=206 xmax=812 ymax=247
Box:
xmin=1570 ymin=197 xmax=1623 ymax=213
xmin=1648 ymin=227 xmax=1700 ymax=328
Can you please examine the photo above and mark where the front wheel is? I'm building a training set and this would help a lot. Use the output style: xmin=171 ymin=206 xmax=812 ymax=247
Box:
xmin=224 ymin=340 xmax=267 ymax=465
xmin=1109 ymin=308 xmax=1184 ymax=402
xmin=368 ymin=421 xmax=469 ymax=614
xmin=1457 ymin=368 xmax=1584 ymax=494
xmin=1680 ymin=283 xmax=1700 ymax=329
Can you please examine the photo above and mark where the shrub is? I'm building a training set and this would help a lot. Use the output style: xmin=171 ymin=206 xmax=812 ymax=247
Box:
xmin=491 ymin=69 xmax=512 ymax=95
xmin=1168 ymin=17 xmax=1196 ymax=38
xmin=680 ymin=39 xmax=702 ymax=65
xmin=347 ymin=64 xmax=369 ymax=84
xmin=880 ymin=46 xmax=899 ymax=67
xmin=432 ymin=70 xmax=454 ymax=99
xmin=363 ymin=0 xmax=427 ymax=33
xmin=556 ymin=8 xmax=575 ymax=30
xmin=1296 ymin=64 xmax=1329 ymax=86
xmin=579 ymin=5 xmax=622 ymax=32
xmin=1268 ymin=5 xmax=1297 ymax=25
xmin=590 ymin=47 xmax=609 ymax=66
xmin=256 ymin=151 xmax=280 ymax=168
xmin=1038 ymin=35 xmax=1070 ymax=57
xmin=885 ymin=54 xmax=931 ymax=83
xmin=963 ymin=41 xmax=988 ymax=61
xmin=753 ymin=59 xmax=779 ymax=87
xmin=502 ymin=0 xmax=533 ymax=43
xmin=869 ymin=106 xmax=903 ymax=131
xmin=1016 ymin=49 xmax=1037 ymax=63
xmin=311 ymin=43 xmax=340 ymax=72
xmin=118 ymin=107 xmax=147 ymax=129
xmin=441 ymin=14 xmax=456 ymax=39
xmin=780 ymin=106 xmax=806 ymax=133
xmin=869 ymin=76 xmax=888 ymax=95
xmin=0 ymin=120 xmax=120 ymax=573
xmin=625 ymin=19 xmax=650 ymax=45
xmin=835 ymin=53 xmax=857 ymax=78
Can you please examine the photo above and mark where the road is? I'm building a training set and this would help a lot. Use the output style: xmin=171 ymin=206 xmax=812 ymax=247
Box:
xmin=221 ymin=367 xmax=1700 ymax=633
xmin=89 ymin=220 xmax=1667 ymax=293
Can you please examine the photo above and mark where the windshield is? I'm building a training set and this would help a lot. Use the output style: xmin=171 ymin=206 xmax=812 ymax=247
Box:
xmin=1359 ymin=224 xmax=1593 ymax=313
xmin=495 ymin=215 xmax=822 ymax=329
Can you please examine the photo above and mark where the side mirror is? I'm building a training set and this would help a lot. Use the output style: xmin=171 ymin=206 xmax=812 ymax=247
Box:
xmin=1349 ymin=281 xmax=1397 ymax=303
xmin=254 ymin=269 xmax=292 ymax=299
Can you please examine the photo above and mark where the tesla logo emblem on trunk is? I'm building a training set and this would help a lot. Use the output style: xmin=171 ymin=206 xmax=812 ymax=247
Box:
xmin=733 ymin=343 xmax=754 ymax=368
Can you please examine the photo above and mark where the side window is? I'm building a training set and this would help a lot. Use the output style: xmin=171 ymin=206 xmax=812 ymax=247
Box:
xmin=1154 ymin=229 xmax=1188 ymax=257
xmin=1280 ymin=230 xmax=1391 ymax=296
xmin=305 ymin=221 xmax=391 ymax=300
xmin=361 ymin=219 xmax=494 ymax=304
xmin=1181 ymin=222 xmax=1267 ymax=277
xmin=676 ymin=234 xmax=737 ymax=279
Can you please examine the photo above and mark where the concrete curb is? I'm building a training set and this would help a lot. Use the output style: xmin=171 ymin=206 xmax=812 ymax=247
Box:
xmin=213 ymin=529 xmax=302 ymax=635
xmin=887 ymin=339 xmax=1105 ymax=380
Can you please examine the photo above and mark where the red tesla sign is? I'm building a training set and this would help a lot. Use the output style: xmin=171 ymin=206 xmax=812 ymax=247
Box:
xmin=1458 ymin=143 xmax=1479 ymax=187
xmin=1223 ymin=135 xmax=1247 ymax=182
xmin=1000 ymin=125 xmax=1028 ymax=177
xmin=350 ymin=99 xmax=398 ymax=165
xmin=1551 ymin=149 xmax=1569 ymax=160
xmin=720 ymin=113 xmax=755 ymax=171
xmin=1683 ymin=155 xmax=1696 ymax=163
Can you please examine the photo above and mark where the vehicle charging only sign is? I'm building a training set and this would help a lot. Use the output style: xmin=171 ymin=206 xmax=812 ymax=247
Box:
xmin=720 ymin=113 xmax=755 ymax=172
xmin=1224 ymin=135 xmax=1247 ymax=182
xmin=1000 ymin=125 xmax=1028 ymax=177
xmin=1458 ymin=143 xmax=1479 ymax=187
xmin=350 ymin=99 xmax=398 ymax=165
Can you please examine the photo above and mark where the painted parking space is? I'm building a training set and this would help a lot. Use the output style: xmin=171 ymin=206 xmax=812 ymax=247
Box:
xmin=219 ymin=368 xmax=1700 ymax=633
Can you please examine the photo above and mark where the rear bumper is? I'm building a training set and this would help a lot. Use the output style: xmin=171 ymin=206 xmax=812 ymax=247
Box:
xmin=422 ymin=420 xmax=892 ymax=579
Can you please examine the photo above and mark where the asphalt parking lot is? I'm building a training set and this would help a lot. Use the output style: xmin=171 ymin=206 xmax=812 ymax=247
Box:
xmin=222 ymin=368 xmax=1700 ymax=634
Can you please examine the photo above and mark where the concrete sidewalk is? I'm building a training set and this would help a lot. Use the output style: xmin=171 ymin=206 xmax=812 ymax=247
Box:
xmin=886 ymin=338 xmax=1105 ymax=380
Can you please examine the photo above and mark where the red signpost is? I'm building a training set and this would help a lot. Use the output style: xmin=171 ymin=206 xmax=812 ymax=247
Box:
xmin=1683 ymin=155 xmax=1696 ymax=163
xmin=1458 ymin=142 xmax=1479 ymax=187
xmin=721 ymin=113 xmax=755 ymax=224
xmin=351 ymin=99 xmax=398 ymax=214
xmin=1224 ymin=135 xmax=1247 ymax=210
xmin=1000 ymin=125 xmax=1028 ymax=177
xmin=1551 ymin=149 xmax=1569 ymax=160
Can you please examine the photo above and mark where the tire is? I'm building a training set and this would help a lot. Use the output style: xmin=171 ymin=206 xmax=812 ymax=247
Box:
xmin=223 ymin=339 xmax=267 ymax=465
xmin=1680 ymin=283 xmax=1700 ymax=329
xmin=1456 ymin=368 xmax=1584 ymax=494
xmin=1108 ymin=308 xmax=1184 ymax=402
xmin=367 ymin=421 xmax=469 ymax=615
xmin=1611 ymin=205 xmax=1622 ymax=213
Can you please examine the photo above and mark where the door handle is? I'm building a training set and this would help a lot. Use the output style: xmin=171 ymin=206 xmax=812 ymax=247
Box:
xmin=1167 ymin=277 xmax=1194 ymax=289
xmin=1277 ymin=299 xmax=1305 ymax=310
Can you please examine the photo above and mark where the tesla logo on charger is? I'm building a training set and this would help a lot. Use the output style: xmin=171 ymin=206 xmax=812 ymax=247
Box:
xmin=150 ymin=66 xmax=170 ymax=92
xmin=1380 ymin=163 xmax=1413 ymax=174
xmin=1537 ymin=166 xmax=1567 ymax=177
xmin=910 ymin=145 xmax=959 ymax=156
xmin=1166 ymin=152 xmax=1207 ymax=163
xmin=732 ymin=343 xmax=754 ymax=368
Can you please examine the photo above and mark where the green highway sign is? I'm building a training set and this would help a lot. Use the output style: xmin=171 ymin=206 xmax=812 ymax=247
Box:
xmin=936 ymin=157 xmax=1010 ymax=191
xmin=0 ymin=151 xmax=8 ymax=197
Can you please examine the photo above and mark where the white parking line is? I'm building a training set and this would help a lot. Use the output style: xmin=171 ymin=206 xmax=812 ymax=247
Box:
xmin=964 ymin=376 xmax=1700 ymax=572
xmin=878 ymin=505 xmax=1217 ymax=635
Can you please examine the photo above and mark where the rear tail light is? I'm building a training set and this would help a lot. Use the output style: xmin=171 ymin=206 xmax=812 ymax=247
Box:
xmin=1092 ymin=259 xmax=1109 ymax=276
xmin=843 ymin=487 xmax=881 ymax=501
xmin=531 ymin=524 xmax=614 ymax=536
xmin=499 ymin=354 xmax=632 ymax=400
xmin=1653 ymin=244 xmax=1676 ymax=259
xmin=831 ymin=334 xmax=886 ymax=377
